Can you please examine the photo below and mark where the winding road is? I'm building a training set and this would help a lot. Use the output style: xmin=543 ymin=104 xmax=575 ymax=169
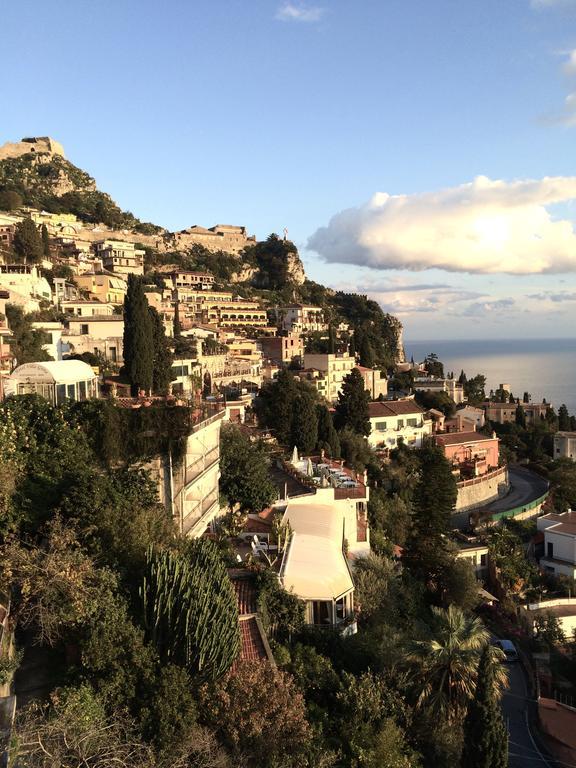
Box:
xmin=504 ymin=662 xmax=556 ymax=768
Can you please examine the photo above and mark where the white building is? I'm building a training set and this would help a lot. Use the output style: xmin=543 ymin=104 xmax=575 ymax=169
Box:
xmin=0 ymin=265 xmax=52 ymax=309
xmin=414 ymin=376 xmax=466 ymax=405
xmin=367 ymin=400 xmax=432 ymax=449
xmin=538 ymin=510 xmax=576 ymax=579
xmin=280 ymin=304 xmax=327 ymax=333
xmin=94 ymin=240 xmax=145 ymax=276
xmin=63 ymin=316 xmax=125 ymax=363
xmin=457 ymin=405 xmax=486 ymax=429
xmin=554 ymin=432 xmax=576 ymax=461
xmin=4 ymin=360 xmax=98 ymax=404
xmin=302 ymin=352 xmax=356 ymax=402
xmin=61 ymin=300 xmax=115 ymax=317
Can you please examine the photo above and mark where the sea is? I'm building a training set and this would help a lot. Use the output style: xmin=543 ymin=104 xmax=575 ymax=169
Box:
xmin=404 ymin=338 xmax=576 ymax=417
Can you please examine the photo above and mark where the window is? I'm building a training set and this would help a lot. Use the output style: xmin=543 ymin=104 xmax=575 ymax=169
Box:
xmin=480 ymin=553 xmax=487 ymax=566
xmin=376 ymin=421 xmax=387 ymax=431
xmin=67 ymin=383 xmax=76 ymax=401
xmin=81 ymin=324 xmax=89 ymax=335
xmin=547 ymin=542 xmax=554 ymax=559
xmin=335 ymin=597 xmax=347 ymax=622
xmin=78 ymin=380 xmax=87 ymax=400
xmin=397 ymin=419 xmax=404 ymax=429
xmin=109 ymin=346 xmax=117 ymax=362
xmin=56 ymin=384 xmax=66 ymax=403
xmin=407 ymin=418 xmax=417 ymax=427
xmin=312 ymin=601 xmax=331 ymax=625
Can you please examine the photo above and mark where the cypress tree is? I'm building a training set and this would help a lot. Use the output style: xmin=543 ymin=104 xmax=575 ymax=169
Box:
xmin=149 ymin=306 xmax=173 ymax=395
xmin=328 ymin=324 xmax=336 ymax=354
xmin=291 ymin=393 xmax=319 ymax=454
xmin=359 ymin=334 xmax=375 ymax=368
xmin=317 ymin=404 xmax=340 ymax=457
xmin=404 ymin=446 xmax=457 ymax=588
xmin=123 ymin=274 xmax=153 ymax=396
xmin=41 ymin=224 xmax=51 ymax=258
xmin=13 ymin=218 xmax=43 ymax=264
xmin=559 ymin=404 xmax=571 ymax=431
xmin=461 ymin=647 xmax=508 ymax=768
xmin=334 ymin=367 xmax=371 ymax=436
xmin=173 ymin=299 xmax=182 ymax=339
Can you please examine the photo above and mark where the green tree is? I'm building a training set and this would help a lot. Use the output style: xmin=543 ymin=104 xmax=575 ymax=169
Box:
xmin=256 ymin=367 xmax=299 ymax=444
xmin=359 ymin=334 xmax=375 ymax=368
xmin=461 ymin=646 xmax=508 ymax=768
xmin=559 ymin=404 xmax=571 ymax=431
xmin=203 ymin=661 xmax=313 ymax=768
xmin=148 ymin=306 xmax=173 ymax=395
xmin=41 ymin=224 xmax=51 ymax=258
xmin=424 ymin=353 xmax=444 ymax=378
xmin=141 ymin=541 xmax=240 ymax=681
xmin=464 ymin=374 xmax=486 ymax=405
xmin=515 ymin=405 xmax=526 ymax=428
xmin=334 ymin=367 xmax=371 ymax=436
xmin=123 ymin=274 xmax=153 ymax=396
xmin=316 ymin=404 xmax=340 ymax=457
xmin=404 ymin=447 xmax=457 ymax=591
xmin=10 ymin=685 xmax=156 ymax=768
xmin=13 ymin=217 xmax=43 ymax=264
xmin=406 ymin=605 xmax=491 ymax=721
xmin=291 ymin=392 xmax=319 ymax=454
xmin=173 ymin=298 xmax=183 ymax=338
xmin=0 ymin=517 xmax=117 ymax=646
xmin=5 ymin=304 xmax=52 ymax=364
xmin=219 ymin=424 xmax=277 ymax=516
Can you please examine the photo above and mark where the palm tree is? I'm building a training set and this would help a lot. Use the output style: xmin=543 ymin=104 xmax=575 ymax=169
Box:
xmin=405 ymin=605 xmax=492 ymax=721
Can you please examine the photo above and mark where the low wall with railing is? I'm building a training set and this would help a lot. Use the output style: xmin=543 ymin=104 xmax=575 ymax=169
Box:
xmin=455 ymin=466 xmax=509 ymax=512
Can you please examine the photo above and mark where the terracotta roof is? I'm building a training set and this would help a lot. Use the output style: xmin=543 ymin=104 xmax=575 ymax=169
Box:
xmin=238 ymin=617 xmax=267 ymax=662
xmin=435 ymin=431 xmax=495 ymax=446
xmin=368 ymin=400 xmax=425 ymax=418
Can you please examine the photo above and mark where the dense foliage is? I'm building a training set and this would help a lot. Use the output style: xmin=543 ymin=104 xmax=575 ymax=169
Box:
xmin=141 ymin=542 xmax=240 ymax=680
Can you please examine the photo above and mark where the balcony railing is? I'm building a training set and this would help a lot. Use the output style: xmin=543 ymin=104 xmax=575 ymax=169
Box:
xmin=184 ymin=446 xmax=219 ymax=485
xmin=181 ymin=490 xmax=220 ymax=534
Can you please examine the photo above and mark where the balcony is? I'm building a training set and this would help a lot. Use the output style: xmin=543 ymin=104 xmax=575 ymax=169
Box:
xmin=184 ymin=445 xmax=219 ymax=485
xmin=181 ymin=489 xmax=220 ymax=534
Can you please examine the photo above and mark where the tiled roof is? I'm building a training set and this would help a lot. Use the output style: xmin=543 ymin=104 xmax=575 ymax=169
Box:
xmin=435 ymin=431 xmax=495 ymax=446
xmin=368 ymin=400 xmax=425 ymax=418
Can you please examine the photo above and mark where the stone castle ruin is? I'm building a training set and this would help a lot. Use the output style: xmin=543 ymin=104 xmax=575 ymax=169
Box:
xmin=0 ymin=137 xmax=66 ymax=161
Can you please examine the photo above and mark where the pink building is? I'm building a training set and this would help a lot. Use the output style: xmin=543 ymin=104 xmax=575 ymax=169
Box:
xmin=434 ymin=431 xmax=499 ymax=478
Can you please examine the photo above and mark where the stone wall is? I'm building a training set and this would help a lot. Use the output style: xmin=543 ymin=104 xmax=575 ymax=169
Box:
xmin=456 ymin=466 xmax=509 ymax=511
xmin=0 ymin=136 xmax=65 ymax=161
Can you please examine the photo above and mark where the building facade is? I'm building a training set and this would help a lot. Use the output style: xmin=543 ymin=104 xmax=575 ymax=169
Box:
xmin=367 ymin=400 xmax=432 ymax=449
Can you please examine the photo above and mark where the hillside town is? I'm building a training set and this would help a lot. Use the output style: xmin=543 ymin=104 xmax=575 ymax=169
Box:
xmin=2 ymin=137 xmax=576 ymax=768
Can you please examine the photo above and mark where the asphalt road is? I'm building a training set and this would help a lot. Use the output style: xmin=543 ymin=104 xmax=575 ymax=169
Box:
xmin=503 ymin=661 xmax=556 ymax=768
xmin=481 ymin=465 xmax=549 ymax=517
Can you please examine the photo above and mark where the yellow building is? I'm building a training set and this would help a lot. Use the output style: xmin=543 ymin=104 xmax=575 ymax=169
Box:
xmin=75 ymin=272 xmax=127 ymax=305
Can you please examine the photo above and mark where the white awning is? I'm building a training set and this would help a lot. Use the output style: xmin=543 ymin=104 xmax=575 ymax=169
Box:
xmin=280 ymin=502 xmax=354 ymax=601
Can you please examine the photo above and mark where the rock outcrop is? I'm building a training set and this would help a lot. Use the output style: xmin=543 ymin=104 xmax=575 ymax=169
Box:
xmin=0 ymin=137 xmax=66 ymax=161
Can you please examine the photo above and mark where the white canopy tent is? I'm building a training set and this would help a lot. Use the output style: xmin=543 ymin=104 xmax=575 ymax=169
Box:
xmin=5 ymin=360 xmax=98 ymax=405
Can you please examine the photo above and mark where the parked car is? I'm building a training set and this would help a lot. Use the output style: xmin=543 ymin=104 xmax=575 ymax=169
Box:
xmin=493 ymin=639 xmax=519 ymax=662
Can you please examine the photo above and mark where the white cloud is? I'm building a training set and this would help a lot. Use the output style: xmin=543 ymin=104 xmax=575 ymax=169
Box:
xmin=276 ymin=3 xmax=324 ymax=22
xmin=461 ymin=298 xmax=516 ymax=318
xmin=563 ymin=49 xmax=576 ymax=75
xmin=308 ymin=176 xmax=576 ymax=274
xmin=528 ymin=290 xmax=576 ymax=301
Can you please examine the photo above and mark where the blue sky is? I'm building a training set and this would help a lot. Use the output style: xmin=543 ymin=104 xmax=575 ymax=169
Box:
xmin=4 ymin=0 xmax=576 ymax=339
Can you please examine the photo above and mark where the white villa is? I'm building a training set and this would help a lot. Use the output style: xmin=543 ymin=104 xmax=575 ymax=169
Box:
xmin=367 ymin=400 xmax=432 ymax=449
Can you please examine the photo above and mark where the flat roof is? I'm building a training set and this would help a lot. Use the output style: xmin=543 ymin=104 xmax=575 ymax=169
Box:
xmin=281 ymin=501 xmax=353 ymax=600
